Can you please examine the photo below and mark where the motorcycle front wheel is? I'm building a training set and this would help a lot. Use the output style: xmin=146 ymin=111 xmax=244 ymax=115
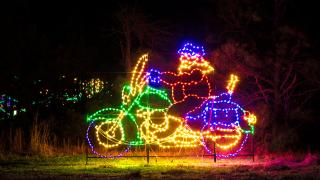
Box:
xmin=86 ymin=120 xmax=129 ymax=158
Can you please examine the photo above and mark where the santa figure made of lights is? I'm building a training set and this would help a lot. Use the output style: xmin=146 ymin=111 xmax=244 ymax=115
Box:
xmin=160 ymin=42 xmax=214 ymax=130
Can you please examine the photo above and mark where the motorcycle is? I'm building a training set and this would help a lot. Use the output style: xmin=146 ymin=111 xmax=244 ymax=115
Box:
xmin=86 ymin=54 xmax=256 ymax=158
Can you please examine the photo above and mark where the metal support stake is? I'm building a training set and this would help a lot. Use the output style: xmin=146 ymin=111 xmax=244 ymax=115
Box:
xmin=85 ymin=147 xmax=88 ymax=165
xmin=252 ymin=135 xmax=255 ymax=162
xmin=146 ymin=144 xmax=150 ymax=164
xmin=214 ymin=142 xmax=216 ymax=163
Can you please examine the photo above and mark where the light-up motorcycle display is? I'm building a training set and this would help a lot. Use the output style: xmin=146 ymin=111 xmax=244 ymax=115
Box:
xmin=86 ymin=54 xmax=201 ymax=157
xmin=86 ymin=44 xmax=257 ymax=158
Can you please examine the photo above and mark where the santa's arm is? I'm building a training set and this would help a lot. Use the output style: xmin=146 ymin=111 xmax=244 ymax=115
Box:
xmin=160 ymin=69 xmax=203 ymax=86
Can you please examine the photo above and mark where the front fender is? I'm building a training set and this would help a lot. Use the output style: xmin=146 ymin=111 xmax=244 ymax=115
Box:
xmin=86 ymin=108 xmax=122 ymax=123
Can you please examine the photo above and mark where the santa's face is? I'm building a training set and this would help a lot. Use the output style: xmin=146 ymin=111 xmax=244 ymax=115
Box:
xmin=178 ymin=54 xmax=214 ymax=75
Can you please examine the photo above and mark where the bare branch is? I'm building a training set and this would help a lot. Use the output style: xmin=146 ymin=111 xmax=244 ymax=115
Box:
xmin=280 ymin=64 xmax=293 ymax=90
xmin=255 ymin=76 xmax=270 ymax=105
xmin=281 ymin=74 xmax=297 ymax=96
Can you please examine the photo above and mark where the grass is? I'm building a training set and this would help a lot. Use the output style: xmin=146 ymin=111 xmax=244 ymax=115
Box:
xmin=1 ymin=121 xmax=319 ymax=178
xmin=0 ymin=155 xmax=319 ymax=179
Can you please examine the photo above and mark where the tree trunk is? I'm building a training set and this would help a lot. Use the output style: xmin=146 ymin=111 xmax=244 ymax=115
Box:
xmin=124 ymin=19 xmax=132 ymax=76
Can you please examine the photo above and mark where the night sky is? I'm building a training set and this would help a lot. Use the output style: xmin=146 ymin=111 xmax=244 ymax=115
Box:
xmin=2 ymin=0 xmax=320 ymax=78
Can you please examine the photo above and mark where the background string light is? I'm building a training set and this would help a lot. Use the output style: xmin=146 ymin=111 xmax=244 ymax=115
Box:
xmin=81 ymin=78 xmax=105 ymax=98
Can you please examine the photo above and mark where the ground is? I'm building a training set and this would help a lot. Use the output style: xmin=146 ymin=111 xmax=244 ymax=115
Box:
xmin=0 ymin=155 xmax=319 ymax=179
